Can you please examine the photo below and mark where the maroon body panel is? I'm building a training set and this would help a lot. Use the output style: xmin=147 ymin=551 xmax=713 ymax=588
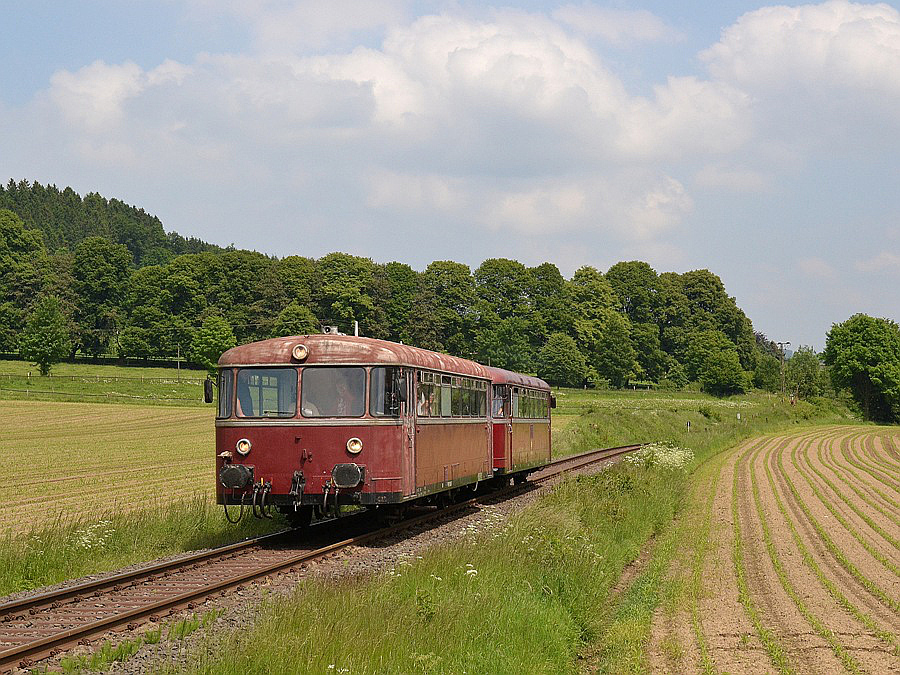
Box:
xmin=415 ymin=421 xmax=491 ymax=489
xmin=215 ymin=422 xmax=404 ymax=503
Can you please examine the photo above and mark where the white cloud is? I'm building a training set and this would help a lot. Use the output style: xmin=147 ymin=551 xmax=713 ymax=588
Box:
xmin=49 ymin=61 xmax=145 ymax=131
xmin=854 ymin=251 xmax=900 ymax=273
xmin=5 ymin=0 xmax=896 ymax=305
xmin=700 ymin=0 xmax=900 ymax=139
xmin=553 ymin=4 xmax=683 ymax=46
xmin=798 ymin=257 xmax=836 ymax=279
xmin=694 ymin=164 xmax=770 ymax=192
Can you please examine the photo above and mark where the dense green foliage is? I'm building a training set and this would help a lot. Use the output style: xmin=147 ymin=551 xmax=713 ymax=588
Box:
xmin=0 ymin=181 xmax=787 ymax=393
xmin=824 ymin=314 xmax=900 ymax=421
xmin=18 ymin=295 xmax=70 ymax=375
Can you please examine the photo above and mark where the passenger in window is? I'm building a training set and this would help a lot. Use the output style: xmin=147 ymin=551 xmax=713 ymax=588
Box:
xmin=236 ymin=380 xmax=254 ymax=416
xmin=335 ymin=373 xmax=360 ymax=416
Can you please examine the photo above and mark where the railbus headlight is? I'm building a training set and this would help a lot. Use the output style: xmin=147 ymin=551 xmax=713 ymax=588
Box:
xmin=292 ymin=344 xmax=309 ymax=361
xmin=346 ymin=437 xmax=363 ymax=454
xmin=236 ymin=438 xmax=252 ymax=456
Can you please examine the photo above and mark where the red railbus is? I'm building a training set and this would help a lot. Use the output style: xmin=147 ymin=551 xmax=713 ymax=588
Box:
xmin=215 ymin=334 xmax=543 ymax=525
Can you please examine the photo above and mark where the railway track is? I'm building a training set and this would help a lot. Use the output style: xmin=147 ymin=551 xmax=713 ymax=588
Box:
xmin=0 ymin=443 xmax=640 ymax=671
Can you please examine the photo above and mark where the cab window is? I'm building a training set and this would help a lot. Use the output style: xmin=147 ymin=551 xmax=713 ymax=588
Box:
xmin=217 ymin=369 xmax=233 ymax=418
xmin=370 ymin=367 xmax=402 ymax=417
xmin=301 ymin=367 xmax=366 ymax=417
xmin=235 ymin=368 xmax=297 ymax=418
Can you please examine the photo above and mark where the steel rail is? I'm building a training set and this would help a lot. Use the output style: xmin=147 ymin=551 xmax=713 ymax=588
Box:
xmin=0 ymin=443 xmax=641 ymax=671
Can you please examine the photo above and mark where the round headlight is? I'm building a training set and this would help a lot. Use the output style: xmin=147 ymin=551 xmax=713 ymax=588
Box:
xmin=292 ymin=344 xmax=309 ymax=361
xmin=236 ymin=438 xmax=252 ymax=456
xmin=346 ymin=437 xmax=363 ymax=454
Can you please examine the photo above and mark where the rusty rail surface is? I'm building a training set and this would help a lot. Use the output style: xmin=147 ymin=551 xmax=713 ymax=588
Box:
xmin=0 ymin=443 xmax=640 ymax=671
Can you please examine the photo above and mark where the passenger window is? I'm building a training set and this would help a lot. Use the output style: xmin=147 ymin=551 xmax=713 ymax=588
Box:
xmin=300 ymin=367 xmax=365 ymax=417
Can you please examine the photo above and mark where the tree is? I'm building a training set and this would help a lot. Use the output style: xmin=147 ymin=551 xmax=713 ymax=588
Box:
xmin=786 ymin=346 xmax=823 ymax=399
xmin=474 ymin=316 xmax=532 ymax=372
xmin=271 ymin=302 xmax=319 ymax=338
xmin=315 ymin=252 xmax=376 ymax=333
xmin=537 ymin=333 xmax=588 ymax=387
xmin=409 ymin=260 xmax=476 ymax=356
xmin=699 ymin=349 xmax=748 ymax=396
xmin=19 ymin=296 xmax=71 ymax=375
xmin=72 ymin=236 xmax=132 ymax=355
xmin=824 ymin=314 xmax=900 ymax=422
xmin=753 ymin=352 xmax=781 ymax=392
xmin=606 ymin=260 xmax=660 ymax=325
xmin=189 ymin=316 xmax=237 ymax=374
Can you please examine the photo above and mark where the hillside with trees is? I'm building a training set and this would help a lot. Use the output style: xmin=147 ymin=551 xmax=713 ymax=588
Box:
xmin=0 ymin=180 xmax=834 ymax=401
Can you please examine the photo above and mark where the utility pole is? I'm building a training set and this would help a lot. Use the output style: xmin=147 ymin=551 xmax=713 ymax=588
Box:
xmin=776 ymin=341 xmax=790 ymax=402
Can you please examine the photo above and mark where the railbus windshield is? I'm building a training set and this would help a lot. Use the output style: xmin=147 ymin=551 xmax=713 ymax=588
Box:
xmin=234 ymin=368 xmax=297 ymax=418
xmin=301 ymin=367 xmax=366 ymax=418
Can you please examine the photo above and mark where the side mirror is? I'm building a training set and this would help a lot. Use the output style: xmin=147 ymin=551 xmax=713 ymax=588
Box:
xmin=396 ymin=376 xmax=408 ymax=402
xmin=550 ymin=395 xmax=557 ymax=409
xmin=204 ymin=378 xmax=215 ymax=404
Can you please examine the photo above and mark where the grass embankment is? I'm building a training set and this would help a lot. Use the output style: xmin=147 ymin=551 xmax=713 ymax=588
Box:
xmin=0 ymin=359 xmax=207 ymax=406
xmin=174 ymin=392 xmax=854 ymax=675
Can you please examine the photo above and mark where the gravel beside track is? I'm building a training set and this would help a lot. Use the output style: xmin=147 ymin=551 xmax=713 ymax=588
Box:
xmin=2 ymin=447 xmax=633 ymax=674
xmin=648 ymin=427 xmax=899 ymax=674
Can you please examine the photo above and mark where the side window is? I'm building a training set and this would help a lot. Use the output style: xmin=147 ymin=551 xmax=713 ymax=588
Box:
xmin=451 ymin=377 xmax=463 ymax=416
xmin=417 ymin=372 xmax=434 ymax=417
xmin=217 ymin=369 xmax=233 ymax=418
xmin=441 ymin=375 xmax=452 ymax=417
xmin=370 ymin=367 xmax=402 ymax=417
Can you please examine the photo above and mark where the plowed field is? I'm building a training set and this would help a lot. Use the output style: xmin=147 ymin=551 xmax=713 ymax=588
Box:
xmin=649 ymin=427 xmax=899 ymax=673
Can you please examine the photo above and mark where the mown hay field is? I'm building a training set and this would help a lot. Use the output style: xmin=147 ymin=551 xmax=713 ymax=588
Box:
xmin=4 ymin=400 xmax=213 ymax=535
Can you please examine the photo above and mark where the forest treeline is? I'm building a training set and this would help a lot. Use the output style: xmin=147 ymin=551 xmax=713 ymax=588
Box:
xmin=1 ymin=180 xmax=792 ymax=395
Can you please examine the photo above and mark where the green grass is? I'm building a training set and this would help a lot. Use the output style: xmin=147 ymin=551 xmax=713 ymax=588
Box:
xmin=2 ymin=400 xmax=215 ymax=535
xmin=0 ymin=359 xmax=209 ymax=406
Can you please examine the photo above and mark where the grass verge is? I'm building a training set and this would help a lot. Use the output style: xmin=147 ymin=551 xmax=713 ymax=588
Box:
xmin=0 ymin=496 xmax=280 ymax=596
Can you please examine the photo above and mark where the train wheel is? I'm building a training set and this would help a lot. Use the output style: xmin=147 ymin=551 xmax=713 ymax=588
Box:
xmin=513 ymin=473 xmax=527 ymax=485
xmin=376 ymin=505 xmax=406 ymax=526
xmin=279 ymin=505 xmax=313 ymax=528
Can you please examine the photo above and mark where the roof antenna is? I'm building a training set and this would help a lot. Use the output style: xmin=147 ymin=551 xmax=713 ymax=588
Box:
xmin=354 ymin=320 xmax=359 ymax=337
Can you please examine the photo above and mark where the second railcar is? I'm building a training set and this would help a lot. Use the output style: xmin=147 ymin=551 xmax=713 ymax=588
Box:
xmin=487 ymin=367 xmax=553 ymax=482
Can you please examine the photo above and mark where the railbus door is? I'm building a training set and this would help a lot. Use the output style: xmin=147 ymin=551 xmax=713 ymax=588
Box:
xmin=402 ymin=368 xmax=416 ymax=497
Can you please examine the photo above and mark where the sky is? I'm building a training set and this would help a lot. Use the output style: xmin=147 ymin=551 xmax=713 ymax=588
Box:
xmin=2 ymin=1 xmax=899 ymax=351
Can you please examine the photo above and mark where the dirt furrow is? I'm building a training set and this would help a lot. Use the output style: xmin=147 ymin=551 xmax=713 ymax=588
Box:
xmin=798 ymin=434 xmax=900 ymax=557
xmin=758 ymin=435 xmax=898 ymax=672
xmin=648 ymin=427 xmax=900 ymax=674
xmin=819 ymin=435 xmax=900 ymax=516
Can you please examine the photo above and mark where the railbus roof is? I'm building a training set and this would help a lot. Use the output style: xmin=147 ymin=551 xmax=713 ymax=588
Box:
xmin=219 ymin=334 xmax=494 ymax=379
xmin=484 ymin=366 xmax=550 ymax=391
